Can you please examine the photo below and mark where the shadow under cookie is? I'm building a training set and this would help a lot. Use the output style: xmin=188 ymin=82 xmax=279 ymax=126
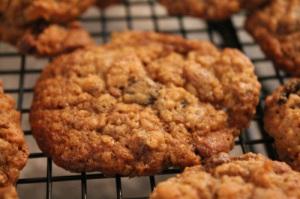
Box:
xmin=96 ymin=0 xmax=121 ymax=9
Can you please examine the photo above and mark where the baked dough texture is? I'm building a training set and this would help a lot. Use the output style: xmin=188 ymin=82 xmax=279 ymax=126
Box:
xmin=246 ymin=0 xmax=300 ymax=75
xmin=30 ymin=31 xmax=260 ymax=176
xmin=0 ymin=82 xmax=29 ymax=199
xmin=0 ymin=0 xmax=94 ymax=25
xmin=264 ymin=79 xmax=300 ymax=170
xmin=0 ymin=0 xmax=95 ymax=56
xmin=150 ymin=153 xmax=300 ymax=199
xmin=0 ymin=185 xmax=18 ymax=199
xmin=159 ymin=0 xmax=269 ymax=20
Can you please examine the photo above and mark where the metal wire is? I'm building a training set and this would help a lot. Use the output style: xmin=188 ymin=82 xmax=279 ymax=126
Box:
xmin=0 ymin=0 xmax=284 ymax=198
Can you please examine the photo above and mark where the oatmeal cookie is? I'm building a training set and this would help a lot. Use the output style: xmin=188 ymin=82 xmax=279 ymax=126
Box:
xmin=264 ymin=79 xmax=300 ymax=170
xmin=0 ymin=185 xmax=17 ymax=199
xmin=246 ymin=0 xmax=300 ymax=75
xmin=0 ymin=0 xmax=95 ymax=56
xmin=150 ymin=153 xmax=300 ymax=199
xmin=159 ymin=0 xmax=269 ymax=20
xmin=0 ymin=0 xmax=94 ymax=25
xmin=30 ymin=31 xmax=260 ymax=175
xmin=0 ymin=21 xmax=95 ymax=57
xmin=0 ymin=82 xmax=29 ymax=199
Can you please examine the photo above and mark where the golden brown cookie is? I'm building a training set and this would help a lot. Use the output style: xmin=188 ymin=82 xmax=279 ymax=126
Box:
xmin=0 ymin=21 xmax=95 ymax=57
xmin=0 ymin=0 xmax=95 ymax=25
xmin=264 ymin=79 xmax=300 ymax=170
xmin=30 ymin=31 xmax=260 ymax=176
xmin=159 ymin=0 xmax=269 ymax=20
xmin=246 ymin=0 xmax=300 ymax=76
xmin=0 ymin=0 xmax=95 ymax=56
xmin=150 ymin=153 xmax=300 ymax=199
xmin=0 ymin=82 xmax=29 ymax=199
xmin=0 ymin=185 xmax=18 ymax=199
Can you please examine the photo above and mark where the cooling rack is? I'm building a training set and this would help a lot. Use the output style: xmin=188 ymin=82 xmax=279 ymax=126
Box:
xmin=0 ymin=0 xmax=288 ymax=198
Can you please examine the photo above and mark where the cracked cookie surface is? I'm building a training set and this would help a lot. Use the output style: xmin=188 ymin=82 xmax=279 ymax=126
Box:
xmin=30 ymin=31 xmax=260 ymax=175
xmin=0 ymin=83 xmax=28 ymax=199
xmin=159 ymin=0 xmax=269 ymax=20
xmin=150 ymin=153 xmax=300 ymax=199
xmin=246 ymin=0 xmax=300 ymax=75
xmin=264 ymin=79 xmax=300 ymax=170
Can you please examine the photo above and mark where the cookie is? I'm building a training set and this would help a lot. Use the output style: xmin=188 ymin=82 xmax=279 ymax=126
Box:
xmin=150 ymin=153 xmax=300 ymax=199
xmin=0 ymin=82 xmax=29 ymax=199
xmin=0 ymin=0 xmax=95 ymax=56
xmin=0 ymin=0 xmax=95 ymax=25
xmin=246 ymin=0 xmax=300 ymax=75
xmin=264 ymin=79 xmax=300 ymax=170
xmin=0 ymin=21 xmax=95 ymax=57
xmin=30 ymin=31 xmax=260 ymax=176
xmin=0 ymin=185 xmax=17 ymax=199
xmin=159 ymin=0 xmax=269 ymax=20
xmin=96 ymin=0 xmax=121 ymax=9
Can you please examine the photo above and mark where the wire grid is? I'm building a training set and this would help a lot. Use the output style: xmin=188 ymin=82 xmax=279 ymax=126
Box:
xmin=0 ymin=0 xmax=289 ymax=198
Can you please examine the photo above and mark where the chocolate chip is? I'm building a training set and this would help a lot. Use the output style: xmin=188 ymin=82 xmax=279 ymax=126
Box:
xmin=180 ymin=100 xmax=189 ymax=108
xmin=29 ymin=19 xmax=51 ymax=35
xmin=277 ymin=95 xmax=287 ymax=105
xmin=277 ymin=81 xmax=300 ymax=105
xmin=147 ymin=95 xmax=157 ymax=105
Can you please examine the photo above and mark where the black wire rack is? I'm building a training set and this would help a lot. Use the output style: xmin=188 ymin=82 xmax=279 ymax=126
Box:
xmin=0 ymin=0 xmax=289 ymax=198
